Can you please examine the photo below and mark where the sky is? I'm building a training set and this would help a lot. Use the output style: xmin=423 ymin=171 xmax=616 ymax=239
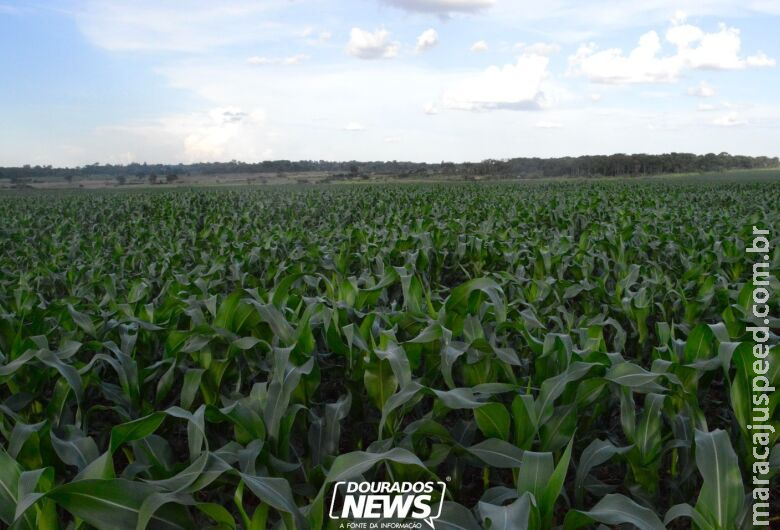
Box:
xmin=1 ymin=0 xmax=779 ymax=166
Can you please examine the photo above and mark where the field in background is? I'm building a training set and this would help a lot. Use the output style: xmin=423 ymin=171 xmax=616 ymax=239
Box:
xmin=2 ymin=167 xmax=780 ymax=190
xmin=0 ymin=176 xmax=778 ymax=529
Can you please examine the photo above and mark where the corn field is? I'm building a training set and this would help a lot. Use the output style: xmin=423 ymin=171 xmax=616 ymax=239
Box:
xmin=0 ymin=179 xmax=778 ymax=529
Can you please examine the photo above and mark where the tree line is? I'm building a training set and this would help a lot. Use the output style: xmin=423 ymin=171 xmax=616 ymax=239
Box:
xmin=1 ymin=152 xmax=777 ymax=182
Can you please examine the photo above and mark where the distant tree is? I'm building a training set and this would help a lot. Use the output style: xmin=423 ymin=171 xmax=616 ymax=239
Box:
xmin=166 ymin=173 xmax=179 ymax=183
xmin=0 ymin=152 xmax=777 ymax=184
xmin=116 ymin=175 xmax=127 ymax=186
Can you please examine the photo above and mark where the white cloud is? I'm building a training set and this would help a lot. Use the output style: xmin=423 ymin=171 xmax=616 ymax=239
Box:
xmin=687 ymin=81 xmax=715 ymax=97
xmin=21 ymin=0 xmax=779 ymax=166
xmin=590 ymin=93 xmax=602 ymax=102
xmin=303 ymin=30 xmax=332 ymax=45
xmin=344 ymin=121 xmax=366 ymax=131
xmin=346 ymin=28 xmax=399 ymax=59
xmin=415 ymin=28 xmax=439 ymax=53
xmin=696 ymin=100 xmax=752 ymax=112
xmin=670 ymin=9 xmax=688 ymax=26
xmin=746 ymin=52 xmax=776 ymax=67
xmin=517 ymin=42 xmax=560 ymax=57
xmin=247 ymin=54 xmax=308 ymax=65
xmin=747 ymin=0 xmax=780 ymax=16
xmin=423 ymin=102 xmax=439 ymax=114
xmin=97 ymin=106 xmax=272 ymax=162
xmin=712 ymin=112 xmax=747 ymax=126
xmin=665 ymin=20 xmax=702 ymax=47
xmin=569 ymin=31 xmax=679 ymax=84
xmin=442 ymin=55 xmax=551 ymax=111
xmin=380 ymin=0 xmax=494 ymax=15
xmin=569 ymin=19 xmax=776 ymax=84
xmin=535 ymin=120 xmax=562 ymax=128
xmin=384 ymin=136 xmax=402 ymax=143
xmin=641 ymin=89 xmax=673 ymax=98
xmin=182 ymin=108 xmax=267 ymax=158
xmin=471 ymin=40 xmax=488 ymax=52
xmin=671 ymin=23 xmax=741 ymax=69
xmin=486 ymin=1 xmax=780 ymax=43
xmin=74 ymin=1 xmax=287 ymax=52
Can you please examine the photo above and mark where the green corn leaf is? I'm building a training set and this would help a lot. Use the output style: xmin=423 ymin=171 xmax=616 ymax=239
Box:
xmin=478 ymin=493 xmax=533 ymax=530
xmin=467 ymin=439 xmax=525 ymax=468
xmin=564 ymin=493 xmax=665 ymax=530
xmin=693 ymin=429 xmax=744 ymax=530
xmin=474 ymin=402 xmax=511 ymax=441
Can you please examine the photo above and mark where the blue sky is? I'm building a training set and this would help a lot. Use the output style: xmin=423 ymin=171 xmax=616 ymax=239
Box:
xmin=1 ymin=0 xmax=779 ymax=166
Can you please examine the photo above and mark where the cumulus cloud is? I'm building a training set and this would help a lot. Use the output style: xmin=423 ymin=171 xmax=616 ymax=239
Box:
xmin=687 ymin=81 xmax=715 ymax=97
xmin=415 ymin=28 xmax=439 ymax=53
xmin=569 ymin=32 xmax=679 ymax=84
xmin=471 ymin=40 xmax=488 ymax=52
xmin=442 ymin=54 xmax=551 ymax=111
xmin=346 ymin=28 xmax=399 ymax=59
xmin=746 ymin=52 xmax=775 ymax=67
xmin=668 ymin=22 xmax=758 ymax=70
xmin=247 ymin=54 xmax=308 ymax=65
xmin=344 ymin=121 xmax=366 ymax=131
xmin=423 ymin=102 xmax=439 ymax=114
xmin=670 ymin=9 xmax=688 ymax=26
xmin=98 ymin=106 xmax=272 ymax=162
xmin=569 ymin=17 xmax=775 ymax=84
xmin=380 ymin=0 xmax=494 ymax=15
xmin=181 ymin=107 xmax=266 ymax=158
xmin=535 ymin=120 xmax=562 ymax=128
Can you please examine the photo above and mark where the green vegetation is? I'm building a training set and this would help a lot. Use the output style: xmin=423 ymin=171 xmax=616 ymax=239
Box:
xmin=1 ymin=151 xmax=778 ymax=185
xmin=0 ymin=177 xmax=778 ymax=529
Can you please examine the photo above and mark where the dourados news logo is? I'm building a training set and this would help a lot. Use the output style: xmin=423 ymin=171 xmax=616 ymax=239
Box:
xmin=329 ymin=481 xmax=447 ymax=529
